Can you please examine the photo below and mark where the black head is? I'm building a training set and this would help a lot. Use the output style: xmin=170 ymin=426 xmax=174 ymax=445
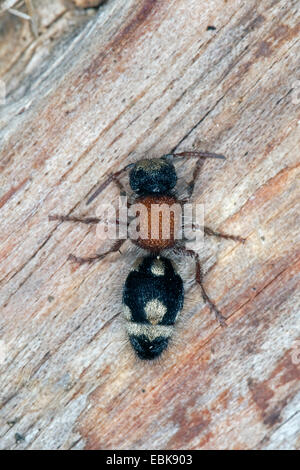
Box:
xmin=129 ymin=334 xmax=169 ymax=360
xmin=129 ymin=158 xmax=177 ymax=195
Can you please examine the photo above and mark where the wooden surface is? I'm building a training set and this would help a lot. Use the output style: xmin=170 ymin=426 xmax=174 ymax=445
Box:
xmin=0 ymin=0 xmax=299 ymax=450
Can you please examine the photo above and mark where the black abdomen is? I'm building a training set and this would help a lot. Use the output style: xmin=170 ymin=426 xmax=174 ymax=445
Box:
xmin=122 ymin=256 xmax=184 ymax=360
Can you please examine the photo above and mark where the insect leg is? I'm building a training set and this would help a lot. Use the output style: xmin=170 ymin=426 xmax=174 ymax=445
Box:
xmin=186 ymin=158 xmax=207 ymax=198
xmin=49 ymin=215 xmax=101 ymax=224
xmin=68 ymin=238 xmax=126 ymax=265
xmin=87 ymin=163 xmax=134 ymax=205
xmin=195 ymin=256 xmax=227 ymax=327
xmin=49 ymin=168 xmax=132 ymax=224
xmin=173 ymin=246 xmax=227 ymax=327
xmin=167 ymin=151 xmax=226 ymax=160
xmin=164 ymin=151 xmax=225 ymax=199
xmin=204 ymin=226 xmax=246 ymax=243
xmin=186 ymin=224 xmax=246 ymax=244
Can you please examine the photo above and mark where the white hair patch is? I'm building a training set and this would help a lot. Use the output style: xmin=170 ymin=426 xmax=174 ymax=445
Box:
xmin=144 ymin=299 xmax=167 ymax=324
xmin=151 ymin=258 xmax=165 ymax=276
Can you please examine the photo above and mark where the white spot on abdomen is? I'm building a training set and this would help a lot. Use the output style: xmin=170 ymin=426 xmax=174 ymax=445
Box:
xmin=151 ymin=259 xmax=165 ymax=276
xmin=145 ymin=299 xmax=167 ymax=324
xmin=126 ymin=323 xmax=173 ymax=340
xmin=123 ymin=305 xmax=132 ymax=320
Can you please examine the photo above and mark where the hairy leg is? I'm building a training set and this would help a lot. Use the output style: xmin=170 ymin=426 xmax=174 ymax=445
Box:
xmin=68 ymin=239 xmax=126 ymax=265
xmin=204 ymin=226 xmax=246 ymax=243
xmin=49 ymin=211 xmax=130 ymax=266
xmin=164 ymin=151 xmax=225 ymax=199
xmin=173 ymin=246 xmax=227 ymax=326
xmin=87 ymin=163 xmax=134 ymax=205
xmin=49 ymin=165 xmax=133 ymax=263
xmin=49 ymin=215 xmax=101 ymax=224
xmin=186 ymin=223 xmax=246 ymax=243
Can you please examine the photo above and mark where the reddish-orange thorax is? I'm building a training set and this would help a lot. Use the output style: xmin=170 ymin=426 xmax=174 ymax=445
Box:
xmin=134 ymin=194 xmax=181 ymax=252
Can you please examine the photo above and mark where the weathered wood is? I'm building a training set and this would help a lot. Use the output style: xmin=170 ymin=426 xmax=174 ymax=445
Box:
xmin=0 ymin=0 xmax=299 ymax=450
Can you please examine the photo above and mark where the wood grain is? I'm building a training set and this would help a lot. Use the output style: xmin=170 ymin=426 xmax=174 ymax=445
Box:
xmin=0 ymin=0 xmax=299 ymax=450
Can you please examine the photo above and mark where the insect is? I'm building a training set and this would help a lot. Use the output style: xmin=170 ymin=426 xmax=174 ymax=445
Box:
xmin=49 ymin=151 xmax=245 ymax=360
